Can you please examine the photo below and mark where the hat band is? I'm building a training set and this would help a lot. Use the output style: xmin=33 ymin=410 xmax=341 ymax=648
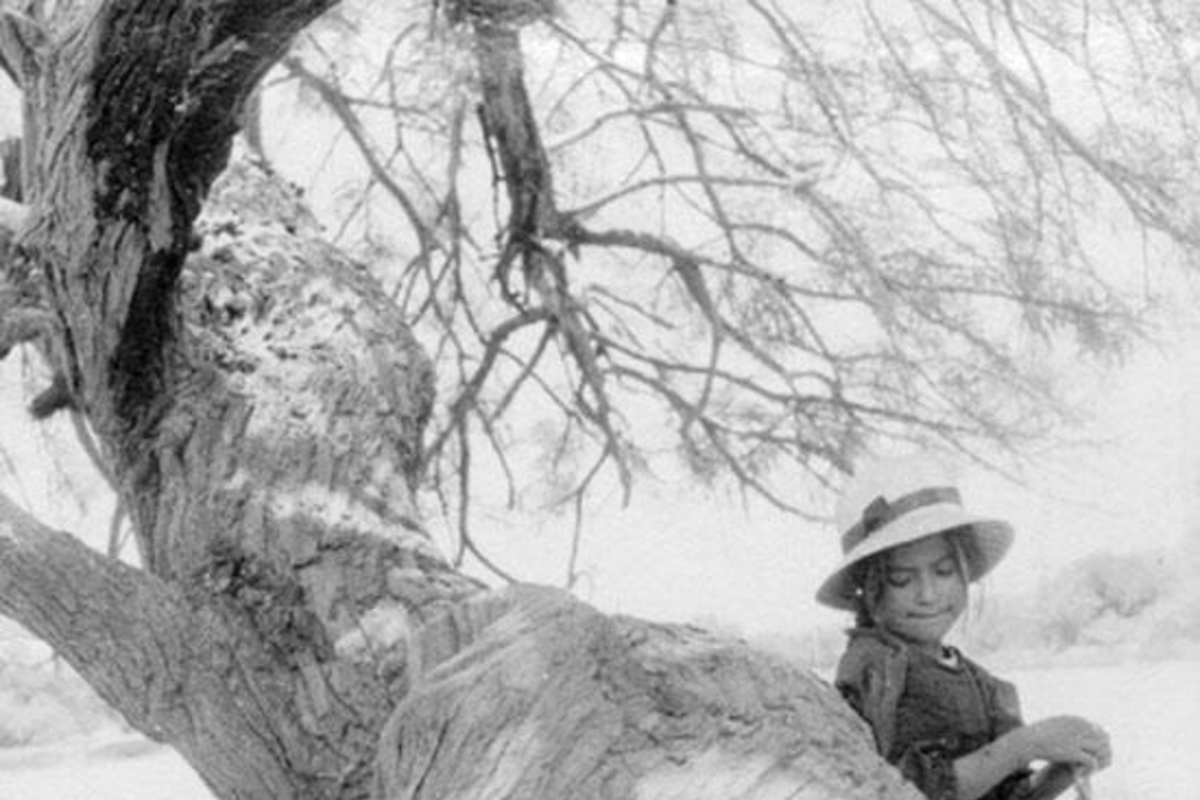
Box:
xmin=841 ymin=486 xmax=962 ymax=554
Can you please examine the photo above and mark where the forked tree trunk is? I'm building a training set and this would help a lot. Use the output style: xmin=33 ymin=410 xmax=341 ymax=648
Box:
xmin=0 ymin=2 xmax=920 ymax=798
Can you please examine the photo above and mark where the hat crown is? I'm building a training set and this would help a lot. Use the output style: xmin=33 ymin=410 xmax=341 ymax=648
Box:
xmin=834 ymin=455 xmax=959 ymax=537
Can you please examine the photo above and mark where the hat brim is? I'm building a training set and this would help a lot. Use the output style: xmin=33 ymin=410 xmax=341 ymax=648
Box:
xmin=815 ymin=504 xmax=1013 ymax=611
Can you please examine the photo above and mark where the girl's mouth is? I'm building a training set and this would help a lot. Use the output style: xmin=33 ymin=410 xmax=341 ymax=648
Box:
xmin=907 ymin=610 xmax=949 ymax=620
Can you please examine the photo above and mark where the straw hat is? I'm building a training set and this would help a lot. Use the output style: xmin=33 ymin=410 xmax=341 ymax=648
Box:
xmin=815 ymin=455 xmax=1014 ymax=610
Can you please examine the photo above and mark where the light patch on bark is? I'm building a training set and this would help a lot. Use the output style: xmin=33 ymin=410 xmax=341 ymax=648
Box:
xmin=0 ymin=520 xmax=15 ymax=543
xmin=229 ymin=270 xmax=379 ymax=436
xmin=334 ymin=600 xmax=415 ymax=659
xmin=636 ymin=748 xmax=824 ymax=800
xmin=184 ymin=205 xmax=433 ymax=516
xmin=268 ymin=483 xmax=436 ymax=554
xmin=0 ymin=195 xmax=27 ymax=234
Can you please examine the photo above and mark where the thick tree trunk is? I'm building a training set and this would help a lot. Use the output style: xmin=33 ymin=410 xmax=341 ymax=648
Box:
xmin=0 ymin=2 xmax=921 ymax=798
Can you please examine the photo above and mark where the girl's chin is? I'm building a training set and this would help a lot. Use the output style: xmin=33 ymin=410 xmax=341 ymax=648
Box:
xmin=886 ymin=616 xmax=955 ymax=644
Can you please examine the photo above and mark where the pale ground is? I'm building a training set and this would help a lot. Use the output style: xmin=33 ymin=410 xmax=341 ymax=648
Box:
xmin=0 ymin=659 xmax=1194 ymax=800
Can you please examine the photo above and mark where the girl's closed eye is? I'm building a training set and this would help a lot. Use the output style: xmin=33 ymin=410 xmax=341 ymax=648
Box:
xmin=935 ymin=560 xmax=959 ymax=578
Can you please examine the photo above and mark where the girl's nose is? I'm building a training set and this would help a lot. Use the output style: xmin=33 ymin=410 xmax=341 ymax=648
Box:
xmin=916 ymin=574 xmax=937 ymax=603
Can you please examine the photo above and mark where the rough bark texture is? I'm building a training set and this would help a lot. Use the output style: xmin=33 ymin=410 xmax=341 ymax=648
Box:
xmin=374 ymin=584 xmax=915 ymax=799
xmin=0 ymin=2 xmax=921 ymax=798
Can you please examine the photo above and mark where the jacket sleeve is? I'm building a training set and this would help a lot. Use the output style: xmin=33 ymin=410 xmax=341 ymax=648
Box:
xmin=988 ymin=674 xmax=1024 ymax=738
xmin=973 ymin=660 xmax=1036 ymax=799
xmin=834 ymin=633 xmax=906 ymax=758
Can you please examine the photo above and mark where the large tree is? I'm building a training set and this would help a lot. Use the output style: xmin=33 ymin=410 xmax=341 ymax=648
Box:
xmin=0 ymin=1 xmax=1195 ymax=798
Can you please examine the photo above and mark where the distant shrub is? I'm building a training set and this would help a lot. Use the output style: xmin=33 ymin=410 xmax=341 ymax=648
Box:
xmin=1034 ymin=551 xmax=1171 ymax=649
xmin=0 ymin=651 xmax=123 ymax=747
xmin=956 ymin=592 xmax=1042 ymax=656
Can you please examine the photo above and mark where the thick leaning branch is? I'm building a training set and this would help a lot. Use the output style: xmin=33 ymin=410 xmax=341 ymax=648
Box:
xmin=0 ymin=488 xmax=391 ymax=799
xmin=0 ymin=492 xmax=183 ymax=709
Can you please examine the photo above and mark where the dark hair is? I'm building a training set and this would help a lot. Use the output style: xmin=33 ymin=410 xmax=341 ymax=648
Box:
xmin=851 ymin=556 xmax=887 ymax=629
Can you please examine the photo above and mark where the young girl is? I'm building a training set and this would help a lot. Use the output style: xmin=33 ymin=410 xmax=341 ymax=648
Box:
xmin=817 ymin=456 xmax=1112 ymax=800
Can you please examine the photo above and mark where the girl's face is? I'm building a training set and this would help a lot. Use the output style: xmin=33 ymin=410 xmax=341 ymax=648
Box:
xmin=872 ymin=534 xmax=966 ymax=647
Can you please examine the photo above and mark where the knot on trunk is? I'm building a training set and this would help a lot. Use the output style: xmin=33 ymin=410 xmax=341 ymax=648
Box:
xmin=190 ymin=537 xmax=333 ymax=664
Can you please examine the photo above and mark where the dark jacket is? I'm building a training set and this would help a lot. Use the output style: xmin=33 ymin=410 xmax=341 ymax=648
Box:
xmin=835 ymin=626 xmax=1031 ymax=800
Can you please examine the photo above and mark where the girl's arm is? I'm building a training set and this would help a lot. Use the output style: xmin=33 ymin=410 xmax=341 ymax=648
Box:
xmin=953 ymin=716 xmax=1110 ymax=800
xmin=952 ymin=731 xmax=1034 ymax=800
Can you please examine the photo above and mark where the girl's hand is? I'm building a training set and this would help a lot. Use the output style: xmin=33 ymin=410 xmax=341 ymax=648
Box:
xmin=1020 ymin=716 xmax=1112 ymax=773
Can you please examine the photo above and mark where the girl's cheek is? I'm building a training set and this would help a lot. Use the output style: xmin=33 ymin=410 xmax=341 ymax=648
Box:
xmin=878 ymin=587 xmax=909 ymax=617
xmin=945 ymin=578 xmax=967 ymax=608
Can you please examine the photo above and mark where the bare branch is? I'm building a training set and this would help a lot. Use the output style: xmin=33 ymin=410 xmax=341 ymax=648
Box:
xmin=425 ymin=307 xmax=553 ymax=462
xmin=0 ymin=487 xmax=391 ymax=799
xmin=450 ymin=417 xmax=519 ymax=583
xmin=914 ymin=0 xmax=1200 ymax=245
xmin=282 ymin=54 xmax=438 ymax=271
xmin=271 ymin=2 xmax=1194 ymax=545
